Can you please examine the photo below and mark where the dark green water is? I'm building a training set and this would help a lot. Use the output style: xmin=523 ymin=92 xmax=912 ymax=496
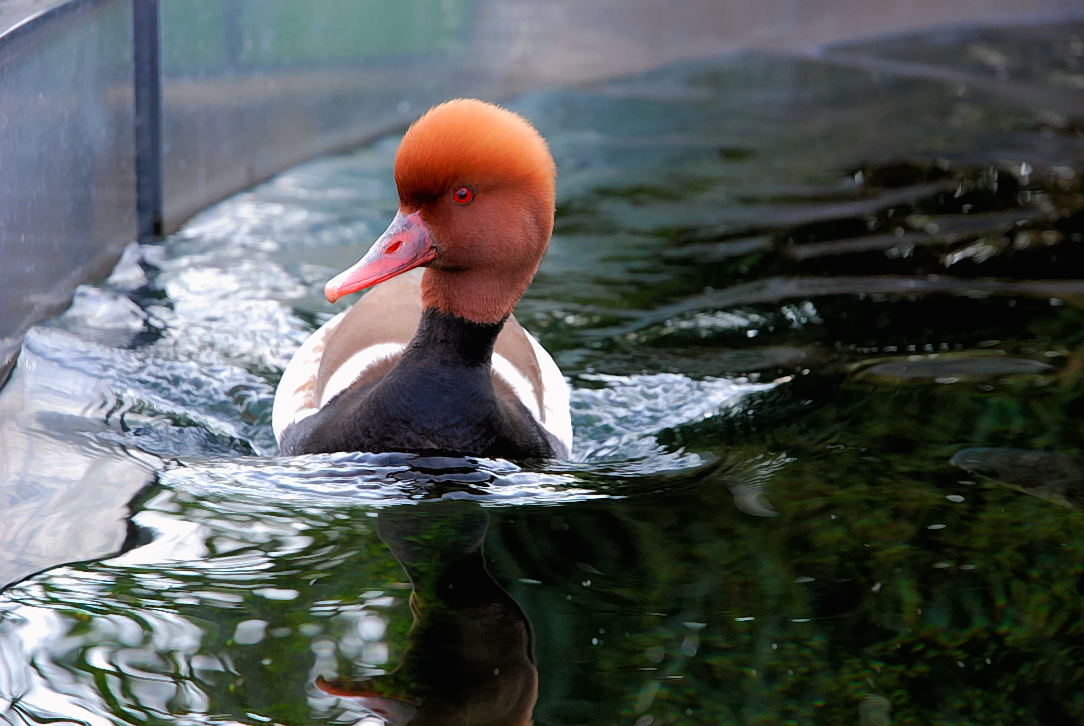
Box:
xmin=2 ymin=22 xmax=1083 ymax=726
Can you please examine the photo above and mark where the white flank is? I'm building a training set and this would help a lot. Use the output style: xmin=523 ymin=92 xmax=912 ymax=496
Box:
xmin=492 ymin=353 xmax=542 ymax=421
xmin=318 ymin=342 xmax=406 ymax=408
xmin=272 ymin=311 xmax=346 ymax=442
xmin=524 ymin=330 xmax=574 ymax=456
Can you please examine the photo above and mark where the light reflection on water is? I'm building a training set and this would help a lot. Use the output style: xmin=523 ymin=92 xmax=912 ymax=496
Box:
xmin=2 ymin=20 xmax=1084 ymax=726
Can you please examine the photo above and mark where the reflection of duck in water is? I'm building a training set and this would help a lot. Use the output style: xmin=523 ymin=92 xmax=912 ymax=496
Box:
xmin=317 ymin=502 xmax=537 ymax=725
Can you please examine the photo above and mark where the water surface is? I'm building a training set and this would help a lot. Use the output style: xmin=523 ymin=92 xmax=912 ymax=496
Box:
xmin=2 ymin=22 xmax=1083 ymax=725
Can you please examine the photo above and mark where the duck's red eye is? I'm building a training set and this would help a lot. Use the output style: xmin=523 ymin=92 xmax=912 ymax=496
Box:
xmin=452 ymin=186 xmax=474 ymax=205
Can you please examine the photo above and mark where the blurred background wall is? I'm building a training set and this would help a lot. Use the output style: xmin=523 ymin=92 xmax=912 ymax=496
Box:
xmin=2 ymin=0 xmax=1081 ymax=376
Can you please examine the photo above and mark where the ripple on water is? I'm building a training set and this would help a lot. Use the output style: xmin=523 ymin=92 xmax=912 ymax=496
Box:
xmin=572 ymin=372 xmax=778 ymax=468
xmin=163 ymin=452 xmax=605 ymax=509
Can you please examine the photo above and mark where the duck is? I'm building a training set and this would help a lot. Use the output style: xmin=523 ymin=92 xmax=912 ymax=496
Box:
xmin=272 ymin=99 xmax=572 ymax=460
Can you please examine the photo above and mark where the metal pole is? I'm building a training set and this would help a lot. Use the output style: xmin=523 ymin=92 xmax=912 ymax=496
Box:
xmin=133 ymin=0 xmax=162 ymax=240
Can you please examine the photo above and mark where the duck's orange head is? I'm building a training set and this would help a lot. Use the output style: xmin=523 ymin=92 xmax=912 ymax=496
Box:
xmin=325 ymin=99 xmax=556 ymax=324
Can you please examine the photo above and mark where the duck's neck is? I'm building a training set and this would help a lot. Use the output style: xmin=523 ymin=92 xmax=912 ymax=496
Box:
xmin=422 ymin=267 xmax=533 ymax=325
xmin=400 ymin=307 xmax=506 ymax=369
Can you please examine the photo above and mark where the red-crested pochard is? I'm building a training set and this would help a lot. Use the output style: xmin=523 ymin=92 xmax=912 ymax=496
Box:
xmin=272 ymin=99 xmax=572 ymax=459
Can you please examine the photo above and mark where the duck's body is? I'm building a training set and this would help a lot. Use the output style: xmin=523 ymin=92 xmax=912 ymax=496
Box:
xmin=272 ymin=100 xmax=572 ymax=459
xmin=273 ymin=272 xmax=571 ymax=458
